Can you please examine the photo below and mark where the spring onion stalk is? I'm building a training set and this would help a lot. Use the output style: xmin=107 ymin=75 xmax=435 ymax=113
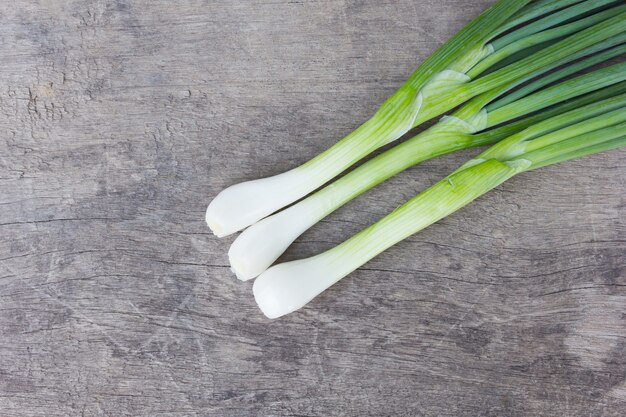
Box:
xmin=467 ymin=0 xmax=622 ymax=78
xmin=496 ymin=0 xmax=587 ymax=35
xmin=206 ymin=0 xmax=625 ymax=237
xmin=492 ymin=0 xmax=619 ymax=48
xmin=253 ymin=94 xmax=626 ymax=318
xmin=229 ymin=57 xmax=626 ymax=281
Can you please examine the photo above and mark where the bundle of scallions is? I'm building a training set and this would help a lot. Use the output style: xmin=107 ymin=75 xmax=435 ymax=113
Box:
xmin=207 ymin=0 xmax=626 ymax=318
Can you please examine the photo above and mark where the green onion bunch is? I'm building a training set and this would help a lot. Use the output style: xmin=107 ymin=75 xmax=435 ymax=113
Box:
xmin=206 ymin=0 xmax=626 ymax=318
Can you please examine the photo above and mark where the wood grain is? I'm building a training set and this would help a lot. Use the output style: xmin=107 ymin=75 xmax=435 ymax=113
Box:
xmin=0 ymin=1 xmax=624 ymax=416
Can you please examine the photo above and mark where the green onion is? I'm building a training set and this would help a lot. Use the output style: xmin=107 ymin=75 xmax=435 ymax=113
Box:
xmin=207 ymin=0 xmax=625 ymax=237
xmin=229 ymin=59 xmax=626 ymax=281
xmin=253 ymin=94 xmax=626 ymax=318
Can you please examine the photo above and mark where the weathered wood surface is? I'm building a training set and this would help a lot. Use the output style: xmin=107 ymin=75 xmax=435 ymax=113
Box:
xmin=0 ymin=1 xmax=624 ymax=416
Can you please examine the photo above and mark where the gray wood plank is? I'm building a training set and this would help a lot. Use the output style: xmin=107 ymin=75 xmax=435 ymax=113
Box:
xmin=0 ymin=1 xmax=624 ymax=416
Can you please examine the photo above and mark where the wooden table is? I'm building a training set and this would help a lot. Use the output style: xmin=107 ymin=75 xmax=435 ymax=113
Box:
xmin=1 ymin=1 xmax=624 ymax=415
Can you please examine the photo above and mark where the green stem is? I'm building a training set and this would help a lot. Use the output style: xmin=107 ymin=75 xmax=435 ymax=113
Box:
xmin=453 ymin=34 xmax=626 ymax=119
xmin=526 ymin=135 xmax=626 ymax=169
xmin=471 ymin=94 xmax=626 ymax=163
xmin=487 ymin=35 xmax=626 ymax=110
xmin=299 ymin=83 xmax=421 ymax=178
xmin=326 ymin=159 xmax=524 ymax=274
xmin=413 ymin=11 xmax=626 ymax=126
xmin=468 ymin=11 xmax=626 ymax=94
xmin=486 ymin=61 xmax=626 ymax=126
xmin=305 ymin=127 xmax=476 ymax=220
xmin=523 ymin=108 xmax=626 ymax=153
xmin=492 ymin=0 xmax=616 ymax=50
xmin=517 ymin=121 xmax=626 ymax=169
xmin=496 ymin=0 xmax=585 ymax=37
xmin=474 ymin=81 xmax=626 ymax=143
xmin=469 ymin=2 xmax=625 ymax=78
xmin=405 ymin=0 xmax=531 ymax=89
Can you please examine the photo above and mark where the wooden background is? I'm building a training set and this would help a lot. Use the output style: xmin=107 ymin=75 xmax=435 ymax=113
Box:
xmin=1 ymin=1 xmax=624 ymax=416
